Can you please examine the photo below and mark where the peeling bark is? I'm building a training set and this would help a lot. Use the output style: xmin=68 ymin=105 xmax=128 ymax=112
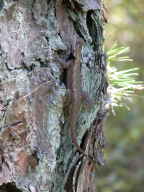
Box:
xmin=0 ymin=0 xmax=107 ymax=192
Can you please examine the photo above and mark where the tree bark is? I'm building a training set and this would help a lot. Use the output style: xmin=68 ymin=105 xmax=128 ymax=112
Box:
xmin=0 ymin=0 xmax=107 ymax=192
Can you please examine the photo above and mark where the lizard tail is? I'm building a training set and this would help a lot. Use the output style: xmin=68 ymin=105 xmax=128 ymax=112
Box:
xmin=69 ymin=117 xmax=93 ymax=162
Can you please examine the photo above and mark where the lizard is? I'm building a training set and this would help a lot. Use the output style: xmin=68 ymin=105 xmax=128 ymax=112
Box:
xmin=67 ymin=39 xmax=85 ymax=155
xmin=56 ymin=39 xmax=94 ymax=161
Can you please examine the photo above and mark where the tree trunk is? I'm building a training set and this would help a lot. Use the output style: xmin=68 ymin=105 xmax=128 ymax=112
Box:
xmin=0 ymin=0 xmax=107 ymax=192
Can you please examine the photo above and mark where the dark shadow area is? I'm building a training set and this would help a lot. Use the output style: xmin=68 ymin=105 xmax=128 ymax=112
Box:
xmin=0 ymin=183 xmax=22 ymax=192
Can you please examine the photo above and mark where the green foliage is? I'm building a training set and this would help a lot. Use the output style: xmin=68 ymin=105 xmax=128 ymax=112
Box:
xmin=107 ymin=44 xmax=143 ymax=112
xmin=96 ymin=1 xmax=144 ymax=192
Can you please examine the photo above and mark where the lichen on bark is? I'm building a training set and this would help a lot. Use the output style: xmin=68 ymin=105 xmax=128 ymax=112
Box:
xmin=0 ymin=0 xmax=107 ymax=192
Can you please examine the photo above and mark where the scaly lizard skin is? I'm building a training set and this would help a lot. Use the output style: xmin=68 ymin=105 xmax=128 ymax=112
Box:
xmin=59 ymin=39 xmax=93 ymax=160
xmin=56 ymin=39 xmax=88 ymax=156
xmin=67 ymin=39 xmax=85 ymax=155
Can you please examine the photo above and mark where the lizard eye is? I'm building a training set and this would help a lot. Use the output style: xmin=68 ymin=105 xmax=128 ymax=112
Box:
xmin=66 ymin=52 xmax=75 ymax=62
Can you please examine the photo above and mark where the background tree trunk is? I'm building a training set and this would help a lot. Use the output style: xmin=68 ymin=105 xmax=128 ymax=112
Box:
xmin=0 ymin=0 xmax=107 ymax=191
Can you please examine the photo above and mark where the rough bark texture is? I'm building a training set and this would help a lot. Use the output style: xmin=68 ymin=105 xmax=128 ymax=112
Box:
xmin=0 ymin=0 xmax=107 ymax=192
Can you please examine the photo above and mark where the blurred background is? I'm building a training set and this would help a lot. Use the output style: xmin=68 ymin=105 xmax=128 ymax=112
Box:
xmin=96 ymin=0 xmax=144 ymax=191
